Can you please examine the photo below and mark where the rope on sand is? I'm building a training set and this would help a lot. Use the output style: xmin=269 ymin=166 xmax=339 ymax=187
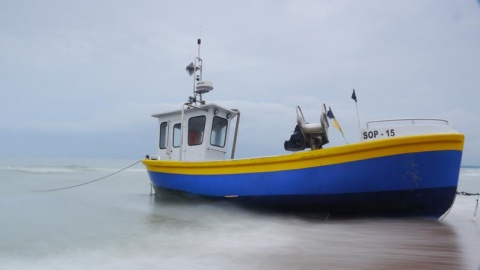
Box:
xmin=456 ymin=191 xmax=480 ymax=220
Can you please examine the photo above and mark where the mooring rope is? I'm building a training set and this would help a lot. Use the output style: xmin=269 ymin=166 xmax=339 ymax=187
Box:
xmin=456 ymin=190 xmax=480 ymax=220
xmin=32 ymin=160 xmax=142 ymax=192
xmin=456 ymin=191 xmax=480 ymax=197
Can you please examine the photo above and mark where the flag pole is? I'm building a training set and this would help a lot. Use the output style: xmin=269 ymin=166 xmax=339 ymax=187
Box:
xmin=327 ymin=106 xmax=348 ymax=145
xmin=340 ymin=130 xmax=348 ymax=145
xmin=355 ymin=101 xmax=361 ymax=130
xmin=352 ymin=89 xmax=361 ymax=137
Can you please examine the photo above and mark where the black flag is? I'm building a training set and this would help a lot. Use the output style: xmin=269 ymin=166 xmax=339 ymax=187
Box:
xmin=351 ymin=89 xmax=357 ymax=102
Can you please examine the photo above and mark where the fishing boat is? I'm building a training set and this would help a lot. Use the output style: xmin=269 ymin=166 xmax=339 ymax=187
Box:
xmin=143 ymin=39 xmax=464 ymax=218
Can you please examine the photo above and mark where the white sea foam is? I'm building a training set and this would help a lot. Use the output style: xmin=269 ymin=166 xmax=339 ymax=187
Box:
xmin=460 ymin=167 xmax=480 ymax=177
xmin=0 ymin=166 xmax=96 ymax=174
xmin=0 ymin=164 xmax=144 ymax=174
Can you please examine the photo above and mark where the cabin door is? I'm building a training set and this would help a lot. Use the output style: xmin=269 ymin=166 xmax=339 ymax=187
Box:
xmin=169 ymin=122 xmax=182 ymax=160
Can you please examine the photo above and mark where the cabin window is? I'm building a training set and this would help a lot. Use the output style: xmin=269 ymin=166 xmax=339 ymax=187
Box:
xmin=210 ymin=116 xmax=228 ymax=147
xmin=188 ymin=116 xmax=206 ymax=146
xmin=159 ymin=122 xmax=168 ymax=149
xmin=173 ymin=123 xmax=181 ymax=148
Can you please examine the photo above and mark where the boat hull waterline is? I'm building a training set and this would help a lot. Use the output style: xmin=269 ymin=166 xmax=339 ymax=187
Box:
xmin=143 ymin=133 xmax=463 ymax=217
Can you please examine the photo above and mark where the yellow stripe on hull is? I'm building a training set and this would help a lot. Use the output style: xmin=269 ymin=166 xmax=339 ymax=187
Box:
xmin=143 ymin=133 xmax=464 ymax=175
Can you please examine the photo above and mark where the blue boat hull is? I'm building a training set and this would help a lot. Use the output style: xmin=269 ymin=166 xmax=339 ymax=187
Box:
xmin=152 ymin=186 xmax=456 ymax=218
xmin=146 ymin=150 xmax=462 ymax=218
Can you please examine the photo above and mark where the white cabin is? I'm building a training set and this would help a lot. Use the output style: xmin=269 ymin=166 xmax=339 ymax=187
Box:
xmin=152 ymin=103 xmax=239 ymax=161
xmin=150 ymin=38 xmax=241 ymax=161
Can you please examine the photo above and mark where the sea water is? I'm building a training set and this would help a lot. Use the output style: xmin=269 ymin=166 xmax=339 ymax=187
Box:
xmin=0 ymin=157 xmax=479 ymax=270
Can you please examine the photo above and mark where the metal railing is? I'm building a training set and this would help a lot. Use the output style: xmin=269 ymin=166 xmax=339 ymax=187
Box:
xmin=366 ymin=118 xmax=449 ymax=129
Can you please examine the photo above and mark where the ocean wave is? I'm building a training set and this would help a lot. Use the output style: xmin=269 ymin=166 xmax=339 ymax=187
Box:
xmin=0 ymin=165 xmax=144 ymax=174
xmin=460 ymin=167 xmax=480 ymax=177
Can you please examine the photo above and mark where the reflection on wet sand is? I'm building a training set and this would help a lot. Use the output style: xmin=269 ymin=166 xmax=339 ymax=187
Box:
xmin=148 ymin=193 xmax=465 ymax=270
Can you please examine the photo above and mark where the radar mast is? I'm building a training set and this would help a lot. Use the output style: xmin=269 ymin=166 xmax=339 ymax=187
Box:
xmin=185 ymin=38 xmax=213 ymax=105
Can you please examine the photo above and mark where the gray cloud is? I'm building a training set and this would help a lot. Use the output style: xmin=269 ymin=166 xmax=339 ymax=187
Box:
xmin=1 ymin=0 xmax=479 ymax=164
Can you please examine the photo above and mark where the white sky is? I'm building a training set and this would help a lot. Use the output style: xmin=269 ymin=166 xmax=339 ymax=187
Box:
xmin=1 ymin=0 xmax=479 ymax=165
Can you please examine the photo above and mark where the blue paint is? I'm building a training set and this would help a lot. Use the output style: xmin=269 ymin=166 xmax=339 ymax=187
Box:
xmin=148 ymin=150 xmax=462 ymax=197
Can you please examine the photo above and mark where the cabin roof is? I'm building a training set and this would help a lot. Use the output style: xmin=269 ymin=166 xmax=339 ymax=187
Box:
xmin=151 ymin=103 xmax=238 ymax=118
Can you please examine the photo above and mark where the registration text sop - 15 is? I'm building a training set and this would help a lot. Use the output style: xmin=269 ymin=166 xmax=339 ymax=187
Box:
xmin=363 ymin=129 xmax=396 ymax=139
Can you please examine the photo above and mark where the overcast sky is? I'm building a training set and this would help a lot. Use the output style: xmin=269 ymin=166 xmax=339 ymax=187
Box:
xmin=1 ymin=0 xmax=479 ymax=165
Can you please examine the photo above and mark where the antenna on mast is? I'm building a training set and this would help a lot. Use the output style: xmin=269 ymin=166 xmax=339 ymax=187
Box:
xmin=197 ymin=25 xmax=202 ymax=58
xmin=197 ymin=38 xmax=201 ymax=59
xmin=185 ymin=35 xmax=213 ymax=105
